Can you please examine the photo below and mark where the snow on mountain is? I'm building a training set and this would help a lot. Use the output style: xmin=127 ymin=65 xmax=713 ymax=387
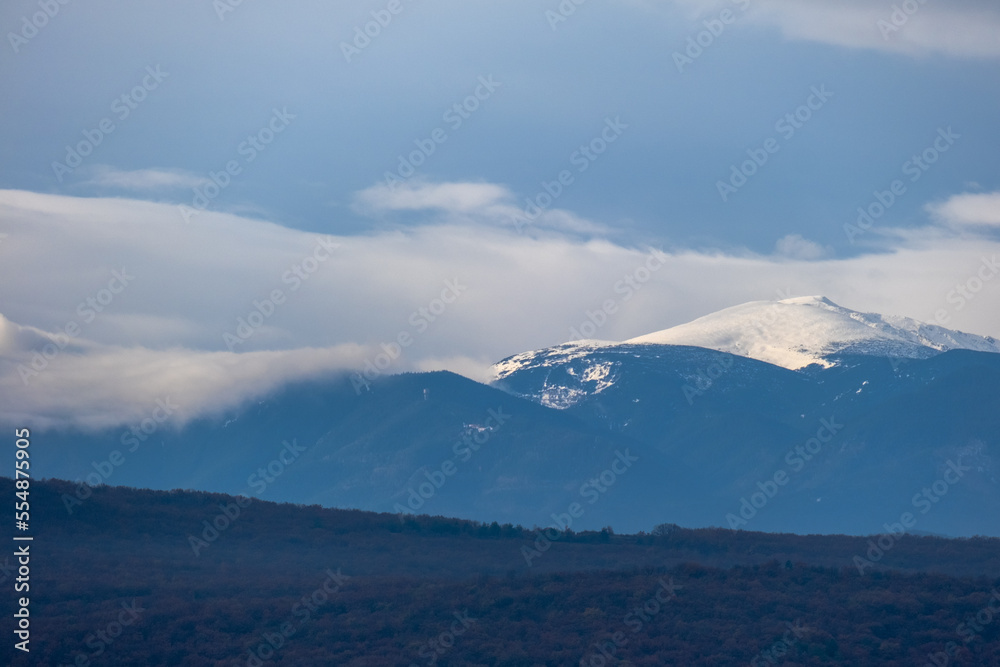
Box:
xmin=492 ymin=297 xmax=1000 ymax=383
xmin=491 ymin=341 xmax=612 ymax=379
xmin=625 ymin=296 xmax=1000 ymax=370
xmin=491 ymin=341 xmax=619 ymax=407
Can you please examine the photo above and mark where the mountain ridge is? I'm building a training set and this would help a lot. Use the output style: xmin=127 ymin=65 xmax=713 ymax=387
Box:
xmin=494 ymin=296 xmax=1000 ymax=380
xmin=4 ymin=298 xmax=998 ymax=538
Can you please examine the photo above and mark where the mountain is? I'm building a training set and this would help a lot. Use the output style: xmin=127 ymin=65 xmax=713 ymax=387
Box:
xmin=28 ymin=371 xmax=664 ymax=532
xmin=628 ymin=295 xmax=1000 ymax=369
xmin=497 ymin=296 xmax=1000 ymax=375
xmin=489 ymin=297 xmax=1000 ymax=536
xmin=12 ymin=297 xmax=1000 ymax=538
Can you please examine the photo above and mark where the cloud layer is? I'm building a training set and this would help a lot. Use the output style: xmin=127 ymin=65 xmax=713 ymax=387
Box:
xmin=79 ymin=165 xmax=207 ymax=191
xmin=928 ymin=192 xmax=1000 ymax=229
xmin=0 ymin=312 xmax=367 ymax=430
xmin=1 ymin=184 xmax=999 ymax=429
xmin=668 ymin=0 xmax=1000 ymax=58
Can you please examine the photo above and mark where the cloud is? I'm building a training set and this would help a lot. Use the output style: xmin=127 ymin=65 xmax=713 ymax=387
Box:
xmin=79 ymin=165 xmax=207 ymax=191
xmin=0 ymin=314 xmax=94 ymax=358
xmin=355 ymin=181 xmax=510 ymax=214
xmin=1 ymin=305 xmax=367 ymax=431
xmin=353 ymin=180 xmax=610 ymax=236
xmin=927 ymin=191 xmax=1000 ymax=229
xmin=0 ymin=336 xmax=368 ymax=432
xmin=666 ymin=0 xmax=1000 ymax=58
xmin=2 ymin=184 xmax=999 ymax=429
xmin=413 ymin=355 xmax=497 ymax=385
xmin=774 ymin=234 xmax=828 ymax=260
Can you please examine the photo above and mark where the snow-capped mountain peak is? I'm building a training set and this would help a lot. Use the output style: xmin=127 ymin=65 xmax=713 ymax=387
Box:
xmin=624 ymin=296 xmax=1000 ymax=370
xmin=492 ymin=297 xmax=1000 ymax=385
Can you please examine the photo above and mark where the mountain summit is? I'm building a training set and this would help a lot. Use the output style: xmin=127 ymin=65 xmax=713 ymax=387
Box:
xmin=493 ymin=296 xmax=1000 ymax=385
xmin=623 ymin=296 xmax=1000 ymax=370
xmin=483 ymin=297 xmax=1000 ymax=536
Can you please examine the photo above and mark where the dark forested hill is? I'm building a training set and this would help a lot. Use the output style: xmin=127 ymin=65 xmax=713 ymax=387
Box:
xmin=3 ymin=478 xmax=999 ymax=665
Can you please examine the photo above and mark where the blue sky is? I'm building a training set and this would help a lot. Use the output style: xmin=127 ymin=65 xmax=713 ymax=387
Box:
xmin=2 ymin=0 xmax=999 ymax=427
xmin=2 ymin=0 xmax=997 ymax=249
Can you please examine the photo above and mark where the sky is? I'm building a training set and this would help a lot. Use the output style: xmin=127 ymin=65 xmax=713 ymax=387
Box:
xmin=1 ymin=0 xmax=999 ymax=428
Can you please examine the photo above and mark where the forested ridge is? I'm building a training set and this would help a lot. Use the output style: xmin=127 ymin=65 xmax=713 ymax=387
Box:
xmin=3 ymin=478 xmax=998 ymax=665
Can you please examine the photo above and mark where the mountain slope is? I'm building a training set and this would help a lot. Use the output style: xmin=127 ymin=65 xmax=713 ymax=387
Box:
xmin=488 ymin=296 xmax=1000 ymax=536
xmin=10 ymin=297 xmax=1000 ymax=538
xmin=23 ymin=371 xmax=665 ymax=531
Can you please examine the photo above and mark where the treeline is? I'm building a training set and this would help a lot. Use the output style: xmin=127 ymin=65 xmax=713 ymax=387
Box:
xmin=1 ymin=478 xmax=998 ymax=665
xmin=24 ymin=479 xmax=1000 ymax=578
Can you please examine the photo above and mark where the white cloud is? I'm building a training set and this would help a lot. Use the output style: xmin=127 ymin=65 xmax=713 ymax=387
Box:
xmin=666 ymin=0 xmax=1000 ymax=58
xmin=0 ymin=336 xmax=368 ymax=431
xmin=354 ymin=179 xmax=611 ymax=237
xmin=928 ymin=191 xmax=1000 ymax=229
xmin=1 ymin=184 xmax=999 ymax=429
xmin=774 ymin=234 xmax=828 ymax=260
xmin=80 ymin=165 xmax=207 ymax=191
xmin=413 ymin=355 xmax=497 ymax=385
xmin=355 ymin=181 xmax=510 ymax=213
